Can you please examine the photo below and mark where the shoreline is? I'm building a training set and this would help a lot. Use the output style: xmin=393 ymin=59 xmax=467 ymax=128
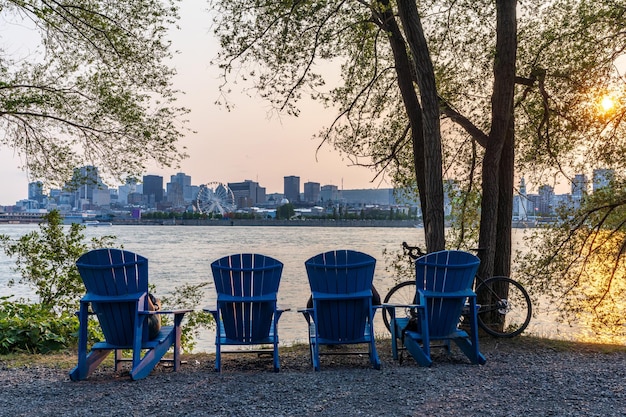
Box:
xmin=111 ymin=219 xmax=422 ymax=227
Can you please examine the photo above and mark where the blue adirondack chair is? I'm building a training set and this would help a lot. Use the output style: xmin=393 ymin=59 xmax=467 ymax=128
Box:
xmin=205 ymin=253 xmax=285 ymax=372
xmin=69 ymin=248 xmax=191 ymax=381
xmin=387 ymin=250 xmax=486 ymax=366
xmin=299 ymin=249 xmax=381 ymax=371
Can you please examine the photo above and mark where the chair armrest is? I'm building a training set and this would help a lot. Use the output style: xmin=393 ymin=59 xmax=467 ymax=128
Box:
xmin=420 ymin=289 xmax=476 ymax=299
xmin=297 ymin=308 xmax=313 ymax=324
xmin=159 ymin=308 xmax=193 ymax=314
xmin=203 ymin=307 xmax=288 ymax=314
xmin=139 ymin=309 xmax=192 ymax=316
xmin=81 ymin=292 xmax=144 ymax=303
xmin=311 ymin=289 xmax=372 ymax=301
xmin=381 ymin=303 xmax=422 ymax=309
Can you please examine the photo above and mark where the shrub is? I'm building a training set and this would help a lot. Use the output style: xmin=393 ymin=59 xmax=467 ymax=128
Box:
xmin=160 ymin=282 xmax=214 ymax=352
xmin=0 ymin=297 xmax=77 ymax=354
xmin=0 ymin=210 xmax=115 ymax=312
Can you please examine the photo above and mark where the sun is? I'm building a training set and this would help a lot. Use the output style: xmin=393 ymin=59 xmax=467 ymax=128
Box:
xmin=600 ymin=95 xmax=615 ymax=112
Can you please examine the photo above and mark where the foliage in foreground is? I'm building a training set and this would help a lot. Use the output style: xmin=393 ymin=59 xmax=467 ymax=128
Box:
xmin=0 ymin=0 xmax=189 ymax=186
xmin=0 ymin=210 xmax=115 ymax=312
xmin=159 ymin=282 xmax=215 ymax=353
xmin=0 ymin=211 xmax=114 ymax=353
xmin=0 ymin=210 xmax=213 ymax=354
xmin=518 ymin=181 xmax=626 ymax=343
xmin=0 ymin=297 xmax=100 ymax=354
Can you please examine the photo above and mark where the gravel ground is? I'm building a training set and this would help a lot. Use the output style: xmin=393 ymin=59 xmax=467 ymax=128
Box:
xmin=1 ymin=338 xmax=625 ymax=417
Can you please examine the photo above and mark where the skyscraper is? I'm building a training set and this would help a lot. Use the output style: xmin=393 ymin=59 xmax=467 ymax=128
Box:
xmin=167 ymin=172 xmax=192 ymax=206
xmin=69 ymin=165 xmax=107 ymax=210
xmin=592 ymin=168 xmax=614 ymax=192
xmin=28 ymin=181 xmax=44 ymax=203
xmin=571 ymin=174 xmax=588 ymax=197
xmin=143 ymin=175 xmax=164 ymax=206
xmin=284 ymin=176 xmax=300 ymax=203
xmin=570 ymin=174 xmax=588 ymax=210
xmin=320 ymin=184 xmax=339 ymax=203
xmin=303 ymin=182 xmax=320 ymax=203
xmin=229 ymin=180 xmax=266 ymax=208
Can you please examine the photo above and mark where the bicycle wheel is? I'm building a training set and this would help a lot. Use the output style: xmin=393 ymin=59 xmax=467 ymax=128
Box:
xmin=382 ymin=281 xmax=417 ymax=333
xmin=475 ymin=276 xmax=532 ymax=338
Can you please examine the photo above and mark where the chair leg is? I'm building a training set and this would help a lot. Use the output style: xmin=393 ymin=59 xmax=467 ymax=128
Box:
xmin=368 ymin=321 xmax=381 ymax=370
xmin=312 ymin=336 xmax=320 ymax=371
xmin=273 ymin=340 xmax=280 ymax=373
xmin=215 ymin=345 xmax=222 ymax=372
xmin=114 ymin=349 xmax=123 ymax=372
xmin=453 ymin=298 xmax=486 ymax=365
xmin=69 ymin=349 xmax=112 ymax=381
xmin=403 ymin=335 xmax=433 ymax=367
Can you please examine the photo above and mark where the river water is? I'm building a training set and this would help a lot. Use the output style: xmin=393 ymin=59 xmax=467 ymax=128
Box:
xmin=0 ymin=224 xmax=604 ymax=352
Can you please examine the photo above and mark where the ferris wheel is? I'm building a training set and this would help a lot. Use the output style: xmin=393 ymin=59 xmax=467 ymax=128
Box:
xmin=195 ymin=182 xmax=236 ymax=215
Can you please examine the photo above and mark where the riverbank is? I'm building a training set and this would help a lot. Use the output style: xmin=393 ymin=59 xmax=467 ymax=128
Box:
xmin=1 ymin=337 xmax=625 ymax=416
xmin=110 ymin=218 xmax=421 ymax=227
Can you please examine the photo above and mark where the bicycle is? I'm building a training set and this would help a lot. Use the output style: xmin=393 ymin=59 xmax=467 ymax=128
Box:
xmin=382 ymin=242 xmax=532 ymax=338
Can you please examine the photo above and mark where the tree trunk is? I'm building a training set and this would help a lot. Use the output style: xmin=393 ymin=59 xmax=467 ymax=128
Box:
xmin=495 ymin=115 xmax=515 ymax=277
xmin=396 ymin=0 xmax=445 ymax=252
xmin=477 ymin=0 xmax=517 ymax=278
xmin=377 ymin=4 xmax=428 ymax=224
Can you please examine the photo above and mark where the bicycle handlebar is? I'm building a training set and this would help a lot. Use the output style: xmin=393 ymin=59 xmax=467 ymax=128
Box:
xmin=402 ymin=242 xmax=488 ymax=258
xmin=402 ymin=241 xmax=425 ymax=260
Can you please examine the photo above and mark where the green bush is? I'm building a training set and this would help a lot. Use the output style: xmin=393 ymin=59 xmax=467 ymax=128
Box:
xmin=0 ymin=297 xmax=79 ymax=354
xmin=0 ymin=210 xmax=115 ymax=312
xmin=160 ymin=282 xmax=214 ymax=352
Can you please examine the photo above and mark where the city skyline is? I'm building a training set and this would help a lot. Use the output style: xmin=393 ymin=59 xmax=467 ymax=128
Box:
xmin=2 ymin=163 xmax=617 ymax=208
xmin=13 ymin=166 xmax=615 ymax=209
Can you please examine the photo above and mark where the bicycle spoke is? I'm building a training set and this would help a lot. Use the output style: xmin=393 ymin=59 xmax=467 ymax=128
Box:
xmin=382 ymin=281 xmax=417 ymax=333
xmin=476 ymin=277 xmax=532 ymax=338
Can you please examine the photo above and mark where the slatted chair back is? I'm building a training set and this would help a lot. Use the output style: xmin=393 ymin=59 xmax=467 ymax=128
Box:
xmin=76 ymin=248 xmax=149 ymax=346
xmin=416 ymin=250 xmax=480 ymax=338
xmin=305 ymin=250 xmax=376 ymax=342
xmin=211 ymin=253 xmax=283 ymax=343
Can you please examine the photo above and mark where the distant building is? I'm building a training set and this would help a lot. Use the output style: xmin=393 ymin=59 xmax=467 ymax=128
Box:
xmin=320 ymin=184 xmax=339 ymax=203
xmin=284 ymin=176 xmax=300 ymax=204
xmin=28 ymin=181 xmax=44 ymax=203
xmin=593 ymin=168 xmax=614 ymax=192
xmin=229 ymin=180 xmax=266 ymax=208
xmin=537 ymin=185 xmax=554 ymax=216
xmin=571 ymin=174 xmax=588 ymax=198
xmin=571 ymin=174 xmax=588 ymax=210
xmin=303 ymin=182 xmax=320 ymax=203
xmin=167 ymin=173 xmax=194 ymax=206
xmin=264 ymin=193 xmax=283 ymax=208
xmin=117 ymin=179 xmax=139 ymax=206
xmin=340 ymin=189 xmax=395 ymax=206
xmin=92 ymin=188 xmax=111 ymax=208
xmin=69 ymin=166 xmax=108 ymax=210
xmin=143 ymin=175 xmax=164 ymax=206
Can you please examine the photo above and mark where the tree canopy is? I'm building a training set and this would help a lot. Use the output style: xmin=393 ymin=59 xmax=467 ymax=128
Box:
xmin=0 ymin=0 xmax=188 ymax=187
xmin=209 ymin=0 xmax=626 ymax=337
xmin=209 ymin=0 xmax=625 ymax=212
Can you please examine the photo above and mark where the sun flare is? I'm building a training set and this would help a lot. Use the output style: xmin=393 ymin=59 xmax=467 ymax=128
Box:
xmin=600 ymin=95 xmax=615 ymax=112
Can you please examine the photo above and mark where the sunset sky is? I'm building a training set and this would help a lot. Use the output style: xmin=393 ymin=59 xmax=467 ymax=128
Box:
xmin=0 ymin=2 xmax=382 ymax=205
